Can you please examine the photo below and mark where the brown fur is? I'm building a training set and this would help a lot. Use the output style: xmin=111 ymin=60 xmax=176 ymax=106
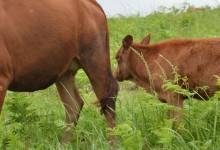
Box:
xmin=115 ymin=35 xmax=220 ymax=119
xmin=0 ymin=0 xmax=118 ymax=145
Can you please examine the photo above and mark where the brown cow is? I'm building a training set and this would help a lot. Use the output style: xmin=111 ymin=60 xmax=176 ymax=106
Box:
xmin=0 ymin=0 xmax=118 ymax=144
xmin=186 ymin=7 xmax=205 ymax=13
xmin=114 ymin=34 xmax=220 ymax=119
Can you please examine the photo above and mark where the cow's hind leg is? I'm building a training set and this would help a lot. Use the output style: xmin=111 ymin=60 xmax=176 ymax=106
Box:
xmin=0 ymin=45 xmax=12 ymax=113
xmin=0 ymin=87 xmax=7 ymax=113
xmin=55 ymin=69 xmax=83 ymax=144
xmin=0 ymin=77 xmax=11 ymax=113
xmin=0 ymin=75 xmax=11 ymax=112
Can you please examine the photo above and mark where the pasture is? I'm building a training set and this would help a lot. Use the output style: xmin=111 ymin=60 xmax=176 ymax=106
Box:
xmin=1 ymin=6 xmax=220 ymax=149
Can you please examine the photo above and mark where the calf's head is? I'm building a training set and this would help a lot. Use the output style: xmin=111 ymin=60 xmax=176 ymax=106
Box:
xmin=114 ymin=34 xmax=151 ymax=81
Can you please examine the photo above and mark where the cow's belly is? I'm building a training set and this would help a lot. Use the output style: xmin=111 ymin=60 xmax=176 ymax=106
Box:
xmin=8 ymin=61 xmax=65 ymax=92
xmin=8 ymin=74 xmax=57 ymax=92
xmin=8 ymin=43 xmax=77 ymax=92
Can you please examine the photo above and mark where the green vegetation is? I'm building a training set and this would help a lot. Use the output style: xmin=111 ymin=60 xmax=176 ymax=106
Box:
xmin=1 ymin=6 xmax=220 ymax=149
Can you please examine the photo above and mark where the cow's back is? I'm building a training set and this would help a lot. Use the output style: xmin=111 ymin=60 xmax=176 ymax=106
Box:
xmin=0 ymin=0 xmax=106 ymax=91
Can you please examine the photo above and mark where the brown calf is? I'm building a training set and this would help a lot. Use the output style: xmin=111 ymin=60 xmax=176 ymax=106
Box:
xmin=0 ymin=0 xmax=118 ymax=144
xmin=114 ymin=34 xmax=220 ymax=119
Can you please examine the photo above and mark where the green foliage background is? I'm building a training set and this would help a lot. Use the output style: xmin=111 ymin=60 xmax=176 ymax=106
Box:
xmin=1 ymin=6 xmax=220 ymax=150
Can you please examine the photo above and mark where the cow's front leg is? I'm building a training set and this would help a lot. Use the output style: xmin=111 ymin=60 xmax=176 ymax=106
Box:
xmin=56 ymin=71 xmax=84 ymax=144
xmin=79 ymin=55 xmax=119 ymax=145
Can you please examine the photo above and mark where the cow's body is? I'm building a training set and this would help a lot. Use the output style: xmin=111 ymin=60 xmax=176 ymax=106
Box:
xmin=115 ymin=35 xmax=220 ymax=118
xmin=0 ymin=0 xmax=118 ymax=144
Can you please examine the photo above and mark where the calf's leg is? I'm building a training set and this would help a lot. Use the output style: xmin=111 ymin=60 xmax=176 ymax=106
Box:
xmin=167 ymin=92 xmax=184 ymax=120
xmin=159 ymin=91 xmax=184 ymax=130
xmin=56 ymin=71 xmax=84 ymax=144
xmin=159 ymin=91 xmax=184 ymax=119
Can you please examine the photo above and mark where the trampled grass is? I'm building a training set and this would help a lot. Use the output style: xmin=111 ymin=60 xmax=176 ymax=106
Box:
xmin=1 ymin=6 xmax=220 ymax=150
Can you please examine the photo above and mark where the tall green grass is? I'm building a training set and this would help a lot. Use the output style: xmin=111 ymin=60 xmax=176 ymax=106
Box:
xmin=1 ymin=6 xmax=220 ymax=149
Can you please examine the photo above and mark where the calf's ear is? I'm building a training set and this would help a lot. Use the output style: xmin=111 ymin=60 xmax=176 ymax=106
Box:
xmin=123 ymin=35 xmax=133 ymax=49
xmin=141 ymin=34 xmax=151 ymax=45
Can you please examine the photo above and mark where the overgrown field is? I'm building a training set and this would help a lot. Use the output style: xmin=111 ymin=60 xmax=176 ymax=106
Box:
xmin=1 ymin=7 xmax=220 ymax=150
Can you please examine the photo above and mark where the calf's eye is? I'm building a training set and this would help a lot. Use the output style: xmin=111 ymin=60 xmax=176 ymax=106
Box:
xmin=116 ymin=56 xmax=121 ymax=63
xmin=115 ymin=55 xmax=119 ymax=61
